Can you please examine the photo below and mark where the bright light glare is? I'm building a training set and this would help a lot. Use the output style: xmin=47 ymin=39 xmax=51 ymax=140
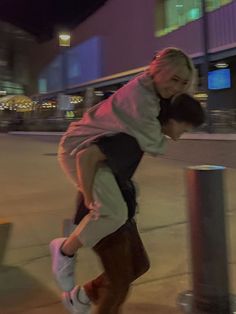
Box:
xmin=215 ymin=62 xmax=228 ymax=69
xmin=59 ymin=34 xmax=71 ymax=41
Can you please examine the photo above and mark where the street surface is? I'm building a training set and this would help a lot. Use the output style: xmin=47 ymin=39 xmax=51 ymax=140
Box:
xmin=1 ymin=133 xmax=236 ymax=314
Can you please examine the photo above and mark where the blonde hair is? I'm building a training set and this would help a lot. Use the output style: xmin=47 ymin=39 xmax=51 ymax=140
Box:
xmin=148 ymin=47 xmax=197 ymax=94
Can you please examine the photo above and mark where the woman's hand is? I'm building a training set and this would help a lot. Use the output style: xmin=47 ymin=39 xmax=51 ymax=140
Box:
xmin=87 ymin=201 xmax=100 ymax=220
xmin=84 ymin=197 xmax=100 ymax=220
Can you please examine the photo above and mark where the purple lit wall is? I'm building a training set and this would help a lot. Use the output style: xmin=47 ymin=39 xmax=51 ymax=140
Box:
xmin=29 ymin=0 xmax=236 ymax=94
xmin=67 ymin=36 xmax=102 ymax=86
xmin=38 ymin=36 xmax=102 ymax=92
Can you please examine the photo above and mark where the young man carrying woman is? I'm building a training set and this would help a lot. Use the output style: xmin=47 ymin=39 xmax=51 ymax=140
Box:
xmin=50 ymin=48 xmax=202 ymax=313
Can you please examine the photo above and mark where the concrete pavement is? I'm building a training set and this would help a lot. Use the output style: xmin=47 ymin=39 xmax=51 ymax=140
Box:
xmin=1 ymin=133 xmax=236 ymax=314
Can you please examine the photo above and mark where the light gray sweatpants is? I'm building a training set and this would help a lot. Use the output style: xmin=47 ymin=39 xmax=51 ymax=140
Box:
xmin=58 ymin=147 xmax=128 ymax=248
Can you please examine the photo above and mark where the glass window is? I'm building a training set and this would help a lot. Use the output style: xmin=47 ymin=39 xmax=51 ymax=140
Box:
xmin=156 ymin=0 xmax=232 ymax=36
xmin=208 ymin=0 xmax=233 ymax=11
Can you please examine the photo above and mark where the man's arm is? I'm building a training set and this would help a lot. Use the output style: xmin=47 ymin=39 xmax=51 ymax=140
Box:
xmin=76 ymin=144 xmax=106 ymax=208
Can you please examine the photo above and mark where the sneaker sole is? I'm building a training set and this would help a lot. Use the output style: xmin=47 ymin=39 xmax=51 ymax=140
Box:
xmin=62 ymin=292 xmax=77 ymax=313
xmin=62 ymin=291 xmax=91 ymax=314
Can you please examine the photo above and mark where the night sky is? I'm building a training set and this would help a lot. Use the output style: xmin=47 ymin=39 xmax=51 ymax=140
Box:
xmin=0 ymin=0 xmax=109 ymax=41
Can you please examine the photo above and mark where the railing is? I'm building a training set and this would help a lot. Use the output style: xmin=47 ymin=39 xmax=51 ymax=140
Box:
xmin=0 ymin=117 xmax=79 ymax=133
xmin=208 ymin=109 xmax=236 ymax=132
xmin=1 ymin=110 xmax=236 ymax=133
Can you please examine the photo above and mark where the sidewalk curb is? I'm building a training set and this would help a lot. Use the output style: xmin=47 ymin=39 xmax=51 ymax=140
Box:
xmin=9 ymin=131 xmax=63 ymax=136
xmin=181 ymin=133 xmax=236 ymax=141
xmin=8 ymin=131 xmax=236 ymax=141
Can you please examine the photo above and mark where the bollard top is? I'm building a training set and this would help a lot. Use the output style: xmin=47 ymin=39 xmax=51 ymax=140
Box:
xmin=187 ymin=165 xmax=225 ymax=171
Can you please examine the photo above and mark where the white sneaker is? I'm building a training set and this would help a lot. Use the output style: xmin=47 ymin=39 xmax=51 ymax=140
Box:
xmin=49 ymin=237 xmax=75 ymax=291
xmin=62 ymin=285 xmax=91 ymax=314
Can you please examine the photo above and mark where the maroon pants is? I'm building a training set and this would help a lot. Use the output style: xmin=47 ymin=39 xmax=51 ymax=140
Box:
xmin=84 ymin=219 xmax=150 ymax=314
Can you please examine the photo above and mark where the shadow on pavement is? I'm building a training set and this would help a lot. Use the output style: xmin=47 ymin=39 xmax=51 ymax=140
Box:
xmin=0 ymin=221 xmax=12 ymax=265
xmin=0 ymin=265 xmax=62 ymax=314
xmin=125 ymin=302 xmax=182 ymax=313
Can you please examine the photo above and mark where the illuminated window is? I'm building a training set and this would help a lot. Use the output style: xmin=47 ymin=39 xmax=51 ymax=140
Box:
xmin=38 ymin=78 xmax=47 ymax=93
xmin=155 ymin=0 xmax=232 ymax=36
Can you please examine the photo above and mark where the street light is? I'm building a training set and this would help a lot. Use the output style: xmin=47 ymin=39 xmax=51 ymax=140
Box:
xmin=57 ymin=30 xmax=71 ymax=117
xmin=58 ymin=30 xmax=71 ymax=92
xmin=201 ymin=0 xmax=212 ymax=132
xmin=58 ymin=31 xmax=71 ymax=47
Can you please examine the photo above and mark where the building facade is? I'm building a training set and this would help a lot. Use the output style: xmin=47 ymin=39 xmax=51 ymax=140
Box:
xmin=29 ymin=0 xmax=236 ymax=113
xmin=0 ymin=21 xmax=32 ymax=96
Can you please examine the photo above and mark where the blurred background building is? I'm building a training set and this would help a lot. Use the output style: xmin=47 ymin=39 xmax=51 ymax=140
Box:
xmin=0 ymin=21 xmax=32 ymax=95
xmin=0 ymin=0 xmax=235 ymax=131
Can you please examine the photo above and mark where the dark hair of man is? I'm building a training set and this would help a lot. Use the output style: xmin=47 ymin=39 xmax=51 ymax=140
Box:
xmin=158 ymin=93 xmax=205 ymax=127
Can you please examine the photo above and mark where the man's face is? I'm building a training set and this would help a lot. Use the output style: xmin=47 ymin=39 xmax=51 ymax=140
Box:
xmin=162 ymin=119 xmax=193 ymax=141
xmin=154 ymin=65 xmax=191 ymax=99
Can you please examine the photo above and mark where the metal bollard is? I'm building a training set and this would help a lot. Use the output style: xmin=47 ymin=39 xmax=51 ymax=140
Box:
xmin=178 ymin=165 xmax=236 ymax=313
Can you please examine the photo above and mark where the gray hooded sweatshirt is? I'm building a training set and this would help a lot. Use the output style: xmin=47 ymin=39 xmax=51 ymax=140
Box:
xmin=59 ymin=71 xmax=166 ymax=157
